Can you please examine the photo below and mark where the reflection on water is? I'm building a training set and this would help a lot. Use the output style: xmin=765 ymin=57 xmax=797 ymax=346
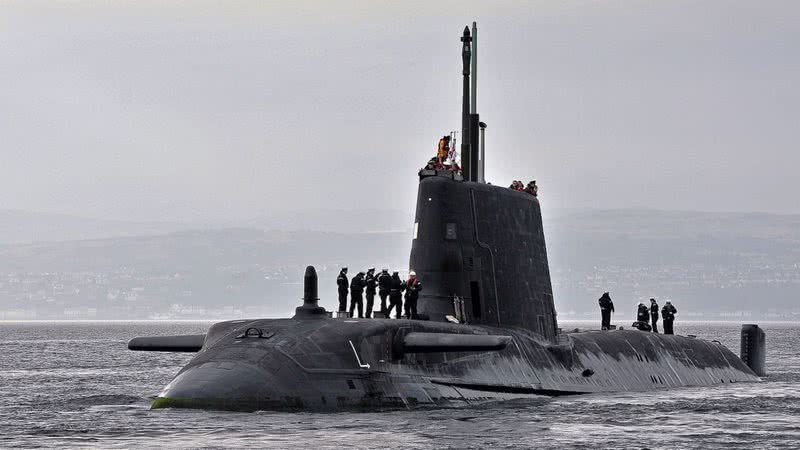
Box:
xmin=0 ymin=321 xmax=798 ymax=449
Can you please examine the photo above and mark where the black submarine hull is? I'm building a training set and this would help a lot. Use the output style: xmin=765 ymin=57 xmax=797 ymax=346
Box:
xmin=151 ymin=317 xmax=758 ymax=412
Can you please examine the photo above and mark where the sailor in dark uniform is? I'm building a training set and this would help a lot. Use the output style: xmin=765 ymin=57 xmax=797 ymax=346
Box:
xmin=650 ymin=298 xmax=660 ymax=333
xmin=364 ymin=268 xmax=377 ymax=318
xmin=376 ymin=268 xmax=391 ymax=315
xmin=336 ymin=267 xmax=349 ymax=312
xmin=388 ymin=271 xmax=405 ymax=319
xmin=635 ymin=303 xmax=651 ymax=331
xmin=598 ymin=292 xmax=614 ymax=330
xmin=349 ymin=271 xmax=366 ymax=318
xmin=662 ymin=301 xmax=677 ymax=335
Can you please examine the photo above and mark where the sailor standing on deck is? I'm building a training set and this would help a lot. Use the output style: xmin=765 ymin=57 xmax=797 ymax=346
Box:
xmin=364 ymin=268 xmax=377 ymax=318
xmin=662 ymin=301 xmax=677 ymax=335
xmin=598 ymin=292 xmax=614 ymax=330
xmin=650 ymin=298 xmax=660 ymax=333
xmin=388 ymin=271 xmax=405 ymax=319
xmin=376 ymin=268 xmax=391 ymax=315
xmin=403 ymin=271 xmax=423 ymax=319
xmin=336 ymin=267 xmax=349 ymax=313
xmin=349 ymin=271 xmax=366 ymax=318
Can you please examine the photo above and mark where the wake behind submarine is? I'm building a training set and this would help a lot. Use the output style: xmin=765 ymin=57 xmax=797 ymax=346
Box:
xmin=129 ymin=24 xmax=766 ymax=412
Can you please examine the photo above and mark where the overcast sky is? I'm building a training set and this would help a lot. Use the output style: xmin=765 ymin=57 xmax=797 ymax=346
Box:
xmin=1 ymin=1 xmax=798 ymax=223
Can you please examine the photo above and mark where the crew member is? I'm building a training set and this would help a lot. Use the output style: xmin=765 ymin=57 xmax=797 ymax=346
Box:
xmin=509 ymin=180 xmax=524 ymax=191
xmin=424 ymin=157 xmax=438 ymax=171
xmin=364 ymin=268 xmax=377 ymax=318
xmin=437 ymin=135 xmax=450 ymax=166
xmin=525 ymin=180 xmax=538 ymax=197
xmin=635 ymin=303 xmax=651 ymax=331
xmin=403 ymin=271 xmax=423 ymax=319
xmin=388 ymin=271 xmax=405 ymax=319
xmin=650 ymin=298 xmax=660 ymax=333
xmin=349 ymin=271 xmax=366 ymax=318
xmin=377 ymin=268 xmax=391 ymax=315
xmin=336 ymin=267 xmax=349 ymax=312
xmin=598 ymin=292 xmax=614 ymax=330
xmin=662 ymin=301 xmax=677 ymax=335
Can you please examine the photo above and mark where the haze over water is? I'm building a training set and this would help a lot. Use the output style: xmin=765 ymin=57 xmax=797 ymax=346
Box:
xmin=2 ymin=1 xmax=799 ymax=222
xmin=1 ymin=321 xmax=797 ymax=449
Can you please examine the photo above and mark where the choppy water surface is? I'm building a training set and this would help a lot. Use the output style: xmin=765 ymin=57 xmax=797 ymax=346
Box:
xmin=0 ymin=321 xmax=797 ymax=449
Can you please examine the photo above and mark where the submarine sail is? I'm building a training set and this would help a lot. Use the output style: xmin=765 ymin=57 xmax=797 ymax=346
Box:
xmin=412 ymin=21 xmax=556 ymax=339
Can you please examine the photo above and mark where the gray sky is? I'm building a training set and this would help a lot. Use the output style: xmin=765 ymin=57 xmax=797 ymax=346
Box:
xmin=1 ymin=1 xmax=798 ymax=223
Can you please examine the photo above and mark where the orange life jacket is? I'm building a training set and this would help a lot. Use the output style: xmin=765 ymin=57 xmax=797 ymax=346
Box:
xmin=437 ymin=139 xmax=448 ymax=160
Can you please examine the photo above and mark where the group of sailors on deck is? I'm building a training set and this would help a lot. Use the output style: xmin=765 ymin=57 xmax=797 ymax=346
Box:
xmin=421 ymin=135 xmax=541 ymax=199
xmin=334 ymin=267 xmax=681 ymax=334
xmin=509 ymin=180 xmax=538 ymax=197
xmin=337 ymin=267 xmax=422 ymax=320
xmin=423 ymin=135 xmax=461 ymax=172
xmin=599 ymin=292 xmax=678 ymax=334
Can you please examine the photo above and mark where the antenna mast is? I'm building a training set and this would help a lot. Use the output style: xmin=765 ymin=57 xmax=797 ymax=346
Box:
xmin=460 ymin=26 xmax=473 ymax=181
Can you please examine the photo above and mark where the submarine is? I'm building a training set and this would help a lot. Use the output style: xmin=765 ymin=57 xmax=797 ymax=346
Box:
xmin=129 ymin=23 xmax=766 ymax=412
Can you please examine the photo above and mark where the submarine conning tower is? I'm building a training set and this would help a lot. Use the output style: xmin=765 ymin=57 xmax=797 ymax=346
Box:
xmin=409 ymin=23 xmax=558 ymax=341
